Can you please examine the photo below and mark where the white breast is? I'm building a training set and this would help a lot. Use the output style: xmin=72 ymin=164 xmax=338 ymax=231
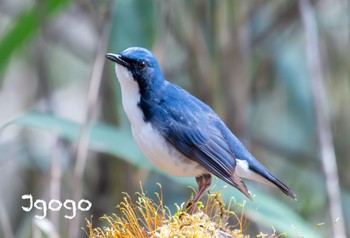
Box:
xmin=115 ymin=65 xmax=206 ymax=177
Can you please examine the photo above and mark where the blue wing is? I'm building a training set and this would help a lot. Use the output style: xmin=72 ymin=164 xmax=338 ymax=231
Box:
xmin=141 ymin=83 xmax=252 ymax=199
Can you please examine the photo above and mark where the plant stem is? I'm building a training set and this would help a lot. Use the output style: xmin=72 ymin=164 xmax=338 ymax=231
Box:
xmin=298 ymin=0 xmax=346 ymax=237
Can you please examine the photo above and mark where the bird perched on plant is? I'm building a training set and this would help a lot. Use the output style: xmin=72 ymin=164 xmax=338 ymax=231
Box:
xmin=106 ymin=47 xmax=296 ymax=206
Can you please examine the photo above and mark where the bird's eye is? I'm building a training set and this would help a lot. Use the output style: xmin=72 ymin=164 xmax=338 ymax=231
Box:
xmin=137 ymin=61 xmax=146 ymax=70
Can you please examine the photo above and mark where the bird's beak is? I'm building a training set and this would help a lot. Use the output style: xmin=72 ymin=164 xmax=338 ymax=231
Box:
xmin=106 ymin=53 xmax=130 ymax=68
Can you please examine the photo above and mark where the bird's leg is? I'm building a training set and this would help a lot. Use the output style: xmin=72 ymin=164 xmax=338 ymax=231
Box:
xmin=187 ymin=174 xmax=212 ymax=213
xmin=193 ymin=174 xmax=212 ymax=203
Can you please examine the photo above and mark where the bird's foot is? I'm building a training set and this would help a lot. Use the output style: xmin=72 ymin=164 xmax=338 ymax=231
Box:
xmin=186 ymin=174 xmax=212 ymax=214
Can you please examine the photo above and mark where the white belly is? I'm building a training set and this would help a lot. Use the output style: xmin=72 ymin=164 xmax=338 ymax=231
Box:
xmin=115 ymin=64 xmax=205 ymax=177
xmin=132 ymin=123 xmax=206 ymax=177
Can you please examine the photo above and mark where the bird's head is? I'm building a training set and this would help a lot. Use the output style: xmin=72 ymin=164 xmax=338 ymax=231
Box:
xmin=106 ymin=47 xmax=164 ymax=94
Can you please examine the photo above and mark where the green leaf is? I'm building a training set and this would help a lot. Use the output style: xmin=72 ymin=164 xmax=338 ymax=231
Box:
xmin=10 ymin=112 xmax=150 ymax=168
xmin=242 ymin=187 xmax=319 ymax=238
xmin=0 ymin=0 xmax=71 ymax=76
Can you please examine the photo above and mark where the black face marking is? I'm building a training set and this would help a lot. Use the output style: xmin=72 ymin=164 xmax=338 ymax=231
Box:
xmin=137 ymin=101 xmax=148 ymax=122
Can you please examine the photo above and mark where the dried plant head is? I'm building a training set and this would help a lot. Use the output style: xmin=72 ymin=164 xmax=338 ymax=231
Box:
xmin=85 ymin=184 xmax=284 ymax=238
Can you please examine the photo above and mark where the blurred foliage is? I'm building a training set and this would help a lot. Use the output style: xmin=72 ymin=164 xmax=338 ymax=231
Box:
xmin=0 ymin=0 xmax=349 ymax=237
xmin=0 ymin=0 xmax=71 ymax=75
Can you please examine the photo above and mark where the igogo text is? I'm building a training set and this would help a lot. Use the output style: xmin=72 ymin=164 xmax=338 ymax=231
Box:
xmin=21 ymin=194 xmax=92 ymax=219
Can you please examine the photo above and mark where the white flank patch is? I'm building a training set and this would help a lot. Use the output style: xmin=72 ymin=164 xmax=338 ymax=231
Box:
xmin=115 ymin=64 xmax=206 ymax=177
xmin=236 ymin=159 xmax=274 ymax=186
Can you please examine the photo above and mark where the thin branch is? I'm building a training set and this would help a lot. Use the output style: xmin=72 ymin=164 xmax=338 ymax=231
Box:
xmin=298 ymin=1 xmax=346 ymax=238
xmin=69 ymin=8 xmax=112 ymax=238
xmin=35 ymin=0 xmax=64 ymax=232
xmin=35 ymin=0 xmax=55 ymax=113
xmin=162 ymin=1 xmax=215 ymax=105
xmin=49 ymin=133 xmax=61 ymax=230
xmin=0 ymin=198 xmax=14 ymax=238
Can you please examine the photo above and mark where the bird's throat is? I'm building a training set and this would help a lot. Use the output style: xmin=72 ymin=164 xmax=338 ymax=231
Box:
xmin=115 ymin=64 xmax=145 ymax=126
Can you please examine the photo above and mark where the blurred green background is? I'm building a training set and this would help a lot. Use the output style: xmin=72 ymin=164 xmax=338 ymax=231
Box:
xmin=0 ymin=0 xmax=349 ymax=237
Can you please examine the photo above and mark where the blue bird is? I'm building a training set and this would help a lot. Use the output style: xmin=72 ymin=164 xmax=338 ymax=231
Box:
xmin=106 ymin=47 xmax=296 ymax=206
